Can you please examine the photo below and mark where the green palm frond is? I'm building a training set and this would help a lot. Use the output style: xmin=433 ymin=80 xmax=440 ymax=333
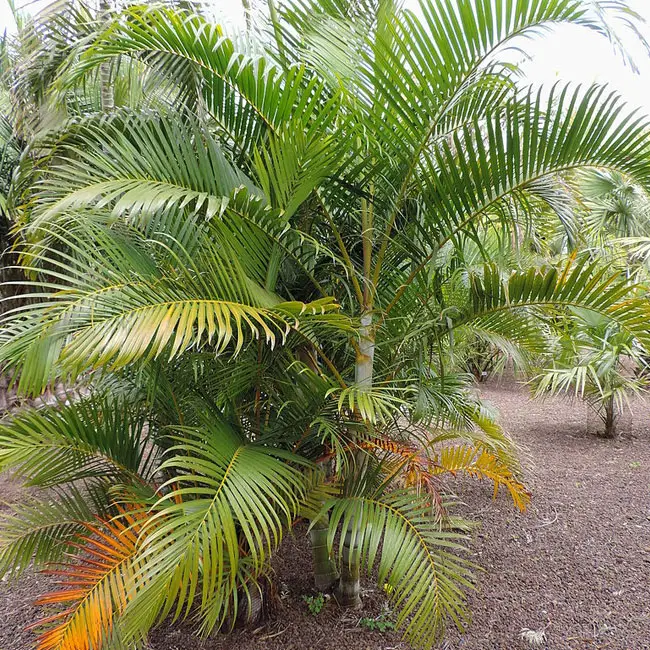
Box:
xmin=13 ymin=111 xmax=344 ymax=294
xmin=460 ymin=255 xmax=650 ymax=347
xmin=534 ymin=363 xmax=602 ymax=399
xmin=126 ymin=418 xmax=309 ymax=633
xmin=0 ymin=396 xmax=158 ymax=486
xmin=20 ymin=111 xmax=259 ymax=238
xmin=329 ymin=382 xmax=408 ymax=424
xmin=252 ymin=126 xmax=341 ymax=219
xmin=325 ymin=491 xmax=472 ymax=648
xmin=1 ymin=219 xmax=351 ymax=394
xmin=462 ymin=81 xmax=650 ymax=212
xmin=0 ymin=488 xmax=94 ymax=579
xmin=458 ymin=324 xmax=541 ymax=378
xmin=383 ymin=84 xmax=649 ymax=296
xmin=408 ymin=370 xmax=490 ymax=429
xmin=59 ymin=5 xmax=327 ymax=160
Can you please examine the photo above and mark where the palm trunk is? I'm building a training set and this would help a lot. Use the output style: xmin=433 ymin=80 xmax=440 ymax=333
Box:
xmin=336 ymin=527 xmax=362 ymax=608
xmin=355 ymin=314 xmax=375 ymax=388
xmin=99 ymin=0 xmax=113 ymax=112
xmin=235 ymin=577 xmax=272 ymax=627
xmin=310 ymin=517 xmax=339 ymax=591
xmin=602 ymin=395 xmax=617 ymax=439
xmin=335 ymin=313 xmax=374 ymax=608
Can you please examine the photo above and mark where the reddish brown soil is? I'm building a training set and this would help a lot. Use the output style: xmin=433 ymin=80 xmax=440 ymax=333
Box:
xmin=1 ymin=379 xmax=649 ymax=650
xmin=446 ymin=381 xmax=650 ymax=650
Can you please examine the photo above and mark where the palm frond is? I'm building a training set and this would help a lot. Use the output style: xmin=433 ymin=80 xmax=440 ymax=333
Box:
xmin=20 ymin=110 xmax=258 ymax=235
xmin=431 ymin=444 xmax=529 ymax=511
xmin=0 ymin=396 xmax=158 ymax=486
xmin=431 ymin=83 xmax=650 ymax=242
xmin=326 ymin=491 xmax=472 ymax=648
xmin=1 ymin=220 xmax=351 ymax=393
xmin=377 ymin=83 xmax=650 ymax=312
xmin=329 ymin=382 xmax=408 ymax=424
xmin=125 ymin=418 xmax=309 ymax=633
xmin=460 ymin=256 xmax=650 ymax=347
xmin=0 ymin=489 xmax=94 ymax=579
xmin=59 ymin=5 xmax=326 ymax=161
xmin=30 ymin=510 xmax=144 ymax=650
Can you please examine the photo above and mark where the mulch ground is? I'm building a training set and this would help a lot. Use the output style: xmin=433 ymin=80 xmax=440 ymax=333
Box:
xmin=1 ymin=378 xmax=649 ymax=650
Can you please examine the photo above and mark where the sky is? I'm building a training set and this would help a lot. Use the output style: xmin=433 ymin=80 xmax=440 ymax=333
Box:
xmin=1 ymin=0 xmax=650 ymax=113
xmin=520 ymin=0 xmax=650 ymax=114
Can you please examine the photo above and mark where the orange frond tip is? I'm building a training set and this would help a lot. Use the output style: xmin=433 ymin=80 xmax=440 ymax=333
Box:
xmin=30 ymin=510 xmax=148 ymax=650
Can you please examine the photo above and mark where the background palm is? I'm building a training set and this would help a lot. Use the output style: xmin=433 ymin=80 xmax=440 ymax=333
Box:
xmin=0 ymin=1 xmax=649 ymax=649
xmin=532 ymin=308 xmax=650 ymax=439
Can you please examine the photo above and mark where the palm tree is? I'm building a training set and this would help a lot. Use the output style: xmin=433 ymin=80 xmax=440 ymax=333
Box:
xmin=579 ymin=169 xmax=650 ymax=242
xmin=1 ymin=1 xmax=650 ymax=648
xmin=527 ymin=171 xmax=650 ymax=438
xmin=532 ymin=308 xmax=649 ymax=438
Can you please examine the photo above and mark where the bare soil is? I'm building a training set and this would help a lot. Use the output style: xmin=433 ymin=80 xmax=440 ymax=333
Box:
xmin=1 ymin=379 xmax=649 ymax=650
xmin=446 ymin=381 xmax=650 ymax=650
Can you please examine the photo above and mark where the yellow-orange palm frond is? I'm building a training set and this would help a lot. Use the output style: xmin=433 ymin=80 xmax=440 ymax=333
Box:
xmin=30 ymin=509 xmax=146 ymax=650
xmin=431 ymin=445 xmax=530 ymax=511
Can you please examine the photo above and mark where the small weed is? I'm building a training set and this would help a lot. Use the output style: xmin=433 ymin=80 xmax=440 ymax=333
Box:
xmin=359 ymin=613 xmax=395 ymax=633
xmin=302 ymin=593 xmax=325 ymax=615
xmin=629 ymin=461 xmax=641 ymax=469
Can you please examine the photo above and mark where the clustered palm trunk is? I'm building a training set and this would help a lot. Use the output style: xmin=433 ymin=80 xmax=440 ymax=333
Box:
xmin=310 ymin=517 xmax=339 ymax=591
xmin=336 ymin=527 xmax=363 ymax=608
xmin=335 ymin=313 xmax=376 ymax=606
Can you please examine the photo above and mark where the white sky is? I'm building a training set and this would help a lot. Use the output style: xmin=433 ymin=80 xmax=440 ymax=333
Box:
xmin=1 ymin=0 xmax=650 ymax=113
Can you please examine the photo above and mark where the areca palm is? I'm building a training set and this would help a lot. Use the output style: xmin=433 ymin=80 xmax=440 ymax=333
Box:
xmin=1 ymin=0 xmax=650 ymax=648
